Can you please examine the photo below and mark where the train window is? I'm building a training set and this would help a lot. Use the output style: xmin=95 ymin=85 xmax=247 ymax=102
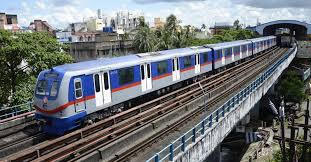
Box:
xmin=203 ymin=53 xmax=208 ymax=63
xmin=172 ymin=59 xmax=175 ymax=71
xmin=157 ymin=61 xmax=168 ymax=75
xmin=119 ymin=67 xmax=134 ymax=85
xmin=235 ymin=46 xmax=240 ymax=53
xmin=94 ymin=74 xmax=100 ymax=92
xmin=176 ymin=58 xmax=180 ymax=70
xmin=225 ymin=48 xmax=232 ymax=56
xmin=36 ymin=80 xmax=47 ymax=95
xmin=183 ymin=56 xmax=192 ymax=68
xmin=147 ymin=64 xmax=151 ymax=78
xmin=104 ymin=72 xmax=109 ymax=90
xmin=217 ymin=50 xmax=222 ymax=59
xmin=50 ymin=81 xmax=59 ymax=97
xmin=74 ymin=79 xmax=83 ymax=99
xmin=140 ymin=65 xmax=145 ymax=80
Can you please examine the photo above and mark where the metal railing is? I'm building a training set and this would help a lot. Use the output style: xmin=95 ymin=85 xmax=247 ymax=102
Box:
xmin=146 ymin=46 xmax=296 ymax=162
xmin=0 ymin=101 xmax=34 ymax=120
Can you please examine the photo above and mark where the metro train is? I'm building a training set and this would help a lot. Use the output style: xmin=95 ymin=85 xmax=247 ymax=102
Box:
xmin=34 ymin=36 xmax=277 ymax=135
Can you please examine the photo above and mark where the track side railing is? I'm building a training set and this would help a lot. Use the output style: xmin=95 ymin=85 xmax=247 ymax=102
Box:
xmin=0 ymin=102 xmax=34 ymax=122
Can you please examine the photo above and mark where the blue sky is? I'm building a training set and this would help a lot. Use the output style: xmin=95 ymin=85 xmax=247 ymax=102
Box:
xmin=1 ymin=0 xmax=310 ymax=29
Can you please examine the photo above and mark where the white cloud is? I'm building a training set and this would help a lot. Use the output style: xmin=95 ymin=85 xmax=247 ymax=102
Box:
xmin=16 ymin=0 xmax=311 ymax=29
xmin=18 ymin=0 xmax=96 ymax=29
xmin=142 ymin=0 xmax=311 ymax=29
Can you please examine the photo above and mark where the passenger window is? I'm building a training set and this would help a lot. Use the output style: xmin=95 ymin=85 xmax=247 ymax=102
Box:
xmin=50 ymin=81 xmax=59 ymax=97
xmin=203 ymin=53 xmax=208 ymax=63
xmin=147 ymin=64 xmax=151 ymax=78
xmin=157 ymin=61 xmax=168 ymax=75
xmin=36 ymin=80 xmax=47 ymax=95
xmin=183 ymin=56 xmax=192 ymax=68
xmin=141 ymin=65 xmax=145 ymax=80
xmin=119 ymin=67 xmax=134 ymax=85
xmin=176 ymin=58 xmax=179 ymax=70
xmin=74 ymin=79 xmax=83 ymax=99
xmin=104 ymin=72 xmax=109 ymax=90
xmin=218 ymin=50 xmax=222 ymax=58
xmin=94 ymin=74 xmax=100 ymax=92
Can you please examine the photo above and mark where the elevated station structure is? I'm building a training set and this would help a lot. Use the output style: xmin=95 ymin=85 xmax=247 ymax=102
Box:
xmin=249 ymin=20 xmax=311 ymax=40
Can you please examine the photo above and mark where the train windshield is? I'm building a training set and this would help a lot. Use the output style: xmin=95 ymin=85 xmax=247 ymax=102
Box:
xmin=50 ymin=81 xmax=59 ymax=97
xmin=36 ymin=80 xmax=47 ymax=95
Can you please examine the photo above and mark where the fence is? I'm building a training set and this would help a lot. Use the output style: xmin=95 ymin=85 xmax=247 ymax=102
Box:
xmin=0 ymin=101 xmax=34 ymax=120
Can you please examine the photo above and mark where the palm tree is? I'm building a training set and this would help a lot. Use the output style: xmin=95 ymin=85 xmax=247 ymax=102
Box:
xmin=133 ymin=26 xmax=156 ymax=53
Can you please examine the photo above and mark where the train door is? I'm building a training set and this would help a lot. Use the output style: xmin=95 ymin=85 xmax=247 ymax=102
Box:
xmin=102 ymin=72 xmax=112 ymax=104
xmin=140 ymin=63 xmax=152 ymax=92
xmin=195 ymin=53 xmax=200 ymax=73
xmin=74 ymin=77 xmax=86 ymax=112
xmin=172 ymin=57 xmax=180 ymax=81
xmin=94 ymin=73 xmax=103 ymax=107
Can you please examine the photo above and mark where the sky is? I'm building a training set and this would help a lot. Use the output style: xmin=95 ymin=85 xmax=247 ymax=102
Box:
xmin=1 ymin=0 xmax=310 ymax=29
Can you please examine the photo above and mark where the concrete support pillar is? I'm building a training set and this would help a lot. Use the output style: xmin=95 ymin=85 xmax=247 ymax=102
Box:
xmin=205 ymin=145 xmax=221 ymax=162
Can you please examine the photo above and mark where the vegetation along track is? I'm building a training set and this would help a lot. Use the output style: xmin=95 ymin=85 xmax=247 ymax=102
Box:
xmin=3 ymin=47 xmax=286 ymax=162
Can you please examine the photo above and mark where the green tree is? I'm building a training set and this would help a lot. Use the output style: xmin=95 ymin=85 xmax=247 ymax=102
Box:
xmin=278 ymin=70 xmax=306 ymax=103
xmin=201 ymin=24 xmax=206 ymax=30
xmin=133 ymin=25 xmax=156 ymax=53
xmin=233 ymin=19 xmax=242 ymax=30
xmin=0 ymin=30 xmax=73 ymax=105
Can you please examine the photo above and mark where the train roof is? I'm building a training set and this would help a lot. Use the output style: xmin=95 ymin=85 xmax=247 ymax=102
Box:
xmin=52 ymin=47 xmax=212 ymax=74
xmin=205 ymin=40 xmax=251 ymax=50
xmin=53 ymin=55 xmax=143 ymax=73
xmin=249 ymin=36 xmax=275 ymax=42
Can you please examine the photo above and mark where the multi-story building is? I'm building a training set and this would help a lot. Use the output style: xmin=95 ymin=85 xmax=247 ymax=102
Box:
xmin=154 ymin=17 xmax=165 ymax=29
xmin=209 ymin=22 xmax=233 ymax=35
xmin=67 ymin=22 xmax=88 ymax=33
xmin=0 ymin=12 xmax=20 ymax=31
xmin=115 ymin=10 xmax=143 ymax=32
xmin=68 ymin=32 xmax=135 ymax=62
xmin=29 ymin=20 xmax=54 ymax=35
xmin=86 ymin=18 xmax=104 ymax=32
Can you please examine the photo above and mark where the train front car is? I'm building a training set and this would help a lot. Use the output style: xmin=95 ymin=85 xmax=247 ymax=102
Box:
xmin=33 ymin=68 xmax=81 ymax=135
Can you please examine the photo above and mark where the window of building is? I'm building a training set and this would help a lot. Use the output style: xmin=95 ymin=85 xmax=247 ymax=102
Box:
xmin=119 ymin=67 xmax=134 ymax=85
xmin=6 ymin=18 xmax=12 ymax=25
xmin=183 ymin=56 xmax=192 ymax=68
xmin=94 ymin=74 xmax=100 ymax=92
xmin=157 ymin=61 xmax=168 ymax=75
xmin=74 ymin=79 xmax=83 ymax=99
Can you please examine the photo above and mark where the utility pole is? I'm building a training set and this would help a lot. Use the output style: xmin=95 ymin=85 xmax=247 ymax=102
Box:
xmin=280 ymin=98 xmax=287 ymax=162
xmin=289 ymin=114 xmax=296 ymax=162
xmin=301 ymin=99 xmax=309 ymax=162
